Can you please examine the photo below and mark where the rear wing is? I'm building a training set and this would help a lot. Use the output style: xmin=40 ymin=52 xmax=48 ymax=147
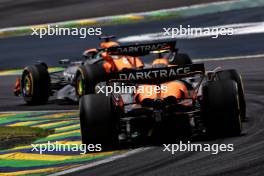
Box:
xmin=107 ymin=63 xmax=205 ymax=84
xmin=106 ymin=41 xmax=176 ymax=56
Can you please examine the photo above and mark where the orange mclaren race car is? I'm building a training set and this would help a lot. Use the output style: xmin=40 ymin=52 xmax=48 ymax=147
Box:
xmin=14 ymin=36 xmax=147 ymax=104
xmin=79 ymin=41 xmax=246 ymax=148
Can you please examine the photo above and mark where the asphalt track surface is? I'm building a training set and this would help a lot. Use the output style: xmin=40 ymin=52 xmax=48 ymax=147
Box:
xmin=0 ymin=6 xmax=264 ymax=176
xmin=0 ymin=0 xmax=223 ymax=28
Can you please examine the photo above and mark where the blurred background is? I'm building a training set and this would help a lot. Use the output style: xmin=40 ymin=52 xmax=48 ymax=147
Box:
xmin=0 ymin=0 xmax=225 ymax=27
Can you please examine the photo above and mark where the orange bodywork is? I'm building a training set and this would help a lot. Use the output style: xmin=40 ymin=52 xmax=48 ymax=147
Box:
xmin=135 ymin=81 xmax=189 ymax=103
xmin=114 ymin=56 xmax=144 ymax=71
xmin=101 ymin=52 xmax=144 ymax=73
xmin=100 ymin=41 xmax=119 ymax=49
xmin=152 ymin=58 xmax=169 ymax=65
xmin=135 ymin=57 xmax=190 ymax=104
xmin=99 ymin=40 xmax=144 ymax=72
xmin=100 ymin=48 xmax=190 ymax=104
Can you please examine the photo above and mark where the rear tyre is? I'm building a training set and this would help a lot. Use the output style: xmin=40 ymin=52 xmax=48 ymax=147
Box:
xmin=21 ymin=64 xmax=50 ymax=105
xmin=75 ymin=64 xmax=106 ymax=97
xmin=170 ymin=53 xmax=192 ymax=66
xmin=79 ymin=94 xmax=119 ymax=150
xmin=202 ymin=80 xmax=242 ymax=137
xmin=215 ymin=69 xmax=246 ymax=120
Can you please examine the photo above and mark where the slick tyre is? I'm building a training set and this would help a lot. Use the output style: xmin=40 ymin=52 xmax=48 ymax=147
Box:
xmin=79 ymin=94 xmax=119 ymax=150
xmin=202 ymin=80 xmax=242 ymax=137
xmin=75 ymin=64 xmax=106 ymax=97
xmin=215 ymin=69 xmax=246 ymax=120
xmin=170 ymin=53 xmax=192 ymax=66
xmin=21 ymin=64 xmax=50 ymax=105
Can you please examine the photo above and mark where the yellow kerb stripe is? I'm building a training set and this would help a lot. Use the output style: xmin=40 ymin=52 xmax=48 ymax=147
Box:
xmin=127 ymin=15 xmax=144 ymax=20
xmin=0 ymin=113 xmax=16 ymax=118
xmin=78 ymin=19 xmax=97 ymax=25
xmin=47 ymin=129 xmax=80 ymax=138
xmin=0 ymin=151 xmax=119 ymax=161
xmin=33 ymin=120 xmax=70 ymax=128
xmin=0 ymin=165 xmax=78 ymax=176
xmin=55 ymin=124 xmax=80 ymax=132
xmin=39 ymin=112 xmax=78 ymax=119
xmin=31 ymin=25 xmax=48 ymax=29
xmin=6 ymin=140 xmax=82 ymax=151
xmin=8 ymin=121 xmax=39 ymax=127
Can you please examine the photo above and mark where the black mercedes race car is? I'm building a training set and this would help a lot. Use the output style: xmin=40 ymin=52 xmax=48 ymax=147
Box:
xmin=79 ymin=43 xmax=246 ymax=148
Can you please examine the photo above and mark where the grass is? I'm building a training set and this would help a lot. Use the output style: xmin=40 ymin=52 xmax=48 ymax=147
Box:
xmin=0 ymin=126 xmax=54 ymax=150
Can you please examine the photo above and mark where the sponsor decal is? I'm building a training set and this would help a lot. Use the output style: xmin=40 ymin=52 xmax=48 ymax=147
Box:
xmin=108 ymin=41 xmax=176 ymax=55
xmin=119 ymin=66 xmax=191 ymax=81
xmin=116 ymin=43 xmax=168 ymax=53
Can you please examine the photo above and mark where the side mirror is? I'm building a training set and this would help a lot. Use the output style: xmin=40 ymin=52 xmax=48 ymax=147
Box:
xmin=83 ymin=48 xmax=98 ymax=59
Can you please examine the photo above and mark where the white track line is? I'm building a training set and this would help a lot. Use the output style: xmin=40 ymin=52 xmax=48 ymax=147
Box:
xmin=118 ymin=21 xmax=264 ymax=42
xmin=193 ymin=53 xmax=264 ymax=62
xmin=48 ymin=147 xmax=152 ymax=176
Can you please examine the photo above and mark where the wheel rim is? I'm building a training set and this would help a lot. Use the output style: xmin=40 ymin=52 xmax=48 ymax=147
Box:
xmin=23 ymin=74 xmax=32 ymax=96
xmin=77 ymin=77 xmax=84 ymax=96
